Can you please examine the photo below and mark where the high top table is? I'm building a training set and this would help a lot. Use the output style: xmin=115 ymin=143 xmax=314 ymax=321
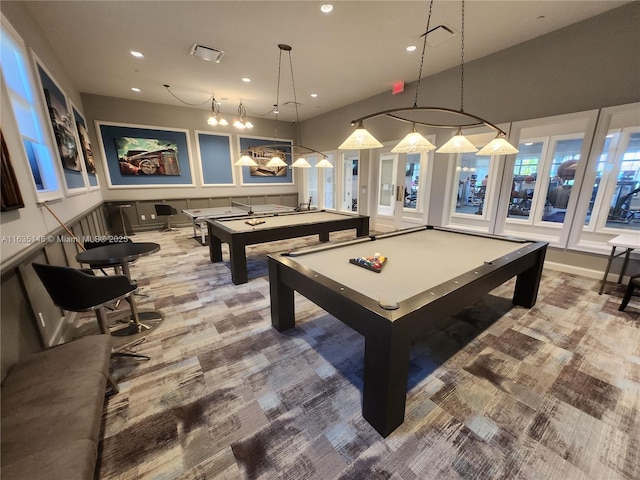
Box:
xmin=599 ymin=233 xmax=640 ymax=294
xmin=76 ymin=242 xmax=161 ymax=335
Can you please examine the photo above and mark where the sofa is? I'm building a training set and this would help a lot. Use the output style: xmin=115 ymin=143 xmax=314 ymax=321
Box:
xmin=1 ymin=334 xmax=116 ymax=480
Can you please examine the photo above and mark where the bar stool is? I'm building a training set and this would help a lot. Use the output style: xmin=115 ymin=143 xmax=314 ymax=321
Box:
xmin=32 ymin=263 xmax=150 ymax=360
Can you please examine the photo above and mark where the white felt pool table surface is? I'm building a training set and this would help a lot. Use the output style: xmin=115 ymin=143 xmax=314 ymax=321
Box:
xmin=284 ymin=228 xmax=534 ymax=305
xmin=213 ymin=210 xmax=361 ymax=232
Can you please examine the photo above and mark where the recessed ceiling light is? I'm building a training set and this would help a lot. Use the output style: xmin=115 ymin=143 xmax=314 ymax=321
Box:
xmin=242 ymin=77 xmax=251 ymax=83
xmin=310 ymin=93 xmax=318 ymax=98
xmin=320 ymin=4 xmax=333 ymax=13
xmin=130 ymin=51 xmax=144 ymax=58
xmin=131 ymin=87 xmax=141 ymax=92
xmin=406 ymin=45 xmax=417 ymax=52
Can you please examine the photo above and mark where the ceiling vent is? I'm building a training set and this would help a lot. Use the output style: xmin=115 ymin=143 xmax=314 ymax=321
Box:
xmin=422 ymin=25 xmax=457 ymax=47
xmin=189 ymin=43 xmax=225 ymax=63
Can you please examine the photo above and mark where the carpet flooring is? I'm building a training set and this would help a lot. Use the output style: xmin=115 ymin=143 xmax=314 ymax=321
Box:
xmin=81 ymin=228 xmax=640 ymax=480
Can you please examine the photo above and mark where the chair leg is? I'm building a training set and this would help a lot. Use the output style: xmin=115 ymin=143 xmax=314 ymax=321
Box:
xmin=112 ymin=336 xmax=150 ymax=360
xmin=106 ymin=373 xmax=120 ymax=394
xmin=619 ymin=281 xmax=636 ymax=311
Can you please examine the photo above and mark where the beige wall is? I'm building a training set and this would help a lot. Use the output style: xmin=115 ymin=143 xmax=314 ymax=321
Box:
xmin=298 ymin=2 xmax=640 ymax=278
xmin=81 ymin=94 xmax=299 ymax=203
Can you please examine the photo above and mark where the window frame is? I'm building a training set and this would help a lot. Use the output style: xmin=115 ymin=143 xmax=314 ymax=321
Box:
xmin=1 ymin=15 xmax=63 ymax=203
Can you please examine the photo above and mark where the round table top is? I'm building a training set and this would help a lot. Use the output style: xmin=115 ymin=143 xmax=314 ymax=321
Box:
xmin=76 ymin=242 xmax=160 ymax=265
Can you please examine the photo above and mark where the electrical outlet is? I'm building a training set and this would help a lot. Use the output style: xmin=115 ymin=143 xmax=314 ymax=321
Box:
xmin=141 ymin=214 xmax=146 ymax=220
xmin=38 ymin=312 xmax=45 ymax=328
xmin=151 ymin=214 xmax=156 ymax=219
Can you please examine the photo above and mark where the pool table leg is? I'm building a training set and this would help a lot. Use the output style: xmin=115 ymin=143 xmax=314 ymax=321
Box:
xmin=357 ymin=218 xmax=370 ymax=237
xmin=228 ymin=241 xmax=248 ymax=285
xmin=362 ymin=327 xmax=410 ymax=437
xmin=513 ymin=248 xmax=546 ymax=308
xmin=269 ymin=259 xmax=295 ymax=331
xmin=208 ymin=233 xmax=223 ymax=262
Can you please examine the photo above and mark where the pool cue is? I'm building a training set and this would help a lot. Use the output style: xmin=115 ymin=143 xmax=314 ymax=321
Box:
xmin=39 ymin=201 xmax=86 ymax=252
xmin=40 ymin=202 xmax=110 ymax=276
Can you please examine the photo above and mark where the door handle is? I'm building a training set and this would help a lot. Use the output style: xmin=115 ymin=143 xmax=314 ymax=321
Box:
xmin=396 ymin=185 xmax=403 ymax=201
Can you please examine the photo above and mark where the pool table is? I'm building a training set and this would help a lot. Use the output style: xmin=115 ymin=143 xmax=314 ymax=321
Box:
xmin=208 ymin=210 xmax=370 ymax=285
xmin=268 ymin=226 xmax=547 ymax=437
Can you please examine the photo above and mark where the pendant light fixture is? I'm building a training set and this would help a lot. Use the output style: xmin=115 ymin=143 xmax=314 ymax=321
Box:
xmin=236 ymin=44 xmax=331 ymax=168
xmin=233 ymin=101 xmax=253 ymax=129
xmin=207 ymin=96 xmax=228 ymax=126
xmin=338 ymin=0 xmax=518 ymax=156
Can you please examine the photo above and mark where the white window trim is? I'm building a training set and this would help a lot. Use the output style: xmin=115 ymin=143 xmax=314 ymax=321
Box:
xmin=1 ymin=15 xmax=63 ymax=203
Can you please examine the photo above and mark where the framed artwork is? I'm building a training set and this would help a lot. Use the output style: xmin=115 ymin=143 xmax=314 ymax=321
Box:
xmin=1 ymin=129 xmax=25 ymax=212
xmin=37 ymin=66 xmax=80 ymax=172
xmin=238 ymin=135 xmax=293 ymax=185
xmin=247 ymin=146 xmax=288 ymax=177
xmin=115 ymin=137 xmax=181 ymax=176
xmin=33 ymin=56 xmax=86 ymax=193
xmin=96 ymin=121 xmax=194 ymax=188
xmin=72 ymin=105 xmax=100 ymax=190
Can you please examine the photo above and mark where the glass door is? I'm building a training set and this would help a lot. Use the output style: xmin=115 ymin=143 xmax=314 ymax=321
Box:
xmin=377 ymin=153 xmax=397 ymax=217
xmin=340 ymin=153 xmax=358 ymax=212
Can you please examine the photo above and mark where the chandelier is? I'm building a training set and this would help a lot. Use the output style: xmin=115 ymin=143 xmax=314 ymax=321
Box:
xmin=235 ymin=44 xmax=332 ymax=168
xmin=338 ymin=0 xmax=518 ymax=156
xmin=163 ymin=85 xmax=255 ymax=130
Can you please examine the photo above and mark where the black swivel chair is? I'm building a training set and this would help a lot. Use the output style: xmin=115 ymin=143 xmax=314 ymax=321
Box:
xmin=32 ymin=263 xmax=149 ymax=360
xmin=155 ymin=204 xmax=178 ymax=231
xmin=619 ymin=273 xmax=640 ymax=311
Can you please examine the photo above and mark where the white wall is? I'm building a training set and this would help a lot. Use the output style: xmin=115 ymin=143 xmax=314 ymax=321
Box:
xmin=1 ymin=3 xmax=104 ymax=269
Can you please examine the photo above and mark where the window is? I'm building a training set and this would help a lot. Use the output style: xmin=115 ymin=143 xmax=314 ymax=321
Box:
xmin=403 ymin=153 xmax=420 ymax=210
xmin=1 ymin=17 xmax=61 ymax=201
xmin=507 ymin=136 xmax=584 ymax=225
xmin=498 ymin=111 xmax=598 ymax=247
xmin=454 ymin=153 xmax=491 ymax=216
xmin=586 ymin=128 xmax=640 ymax=232
xmin=323 ymin=152 xmax=335 ymax=209
xmin=340 ymin=152 xmax=358 ymax=212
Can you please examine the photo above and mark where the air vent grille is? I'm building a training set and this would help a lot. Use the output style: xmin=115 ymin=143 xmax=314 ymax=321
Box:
xmin=189 ymin=43 xmax=225 ymax=63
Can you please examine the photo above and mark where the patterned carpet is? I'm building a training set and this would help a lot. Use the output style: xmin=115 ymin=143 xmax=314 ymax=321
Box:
xmin=82 ymin=228 xmax=640 ymax=480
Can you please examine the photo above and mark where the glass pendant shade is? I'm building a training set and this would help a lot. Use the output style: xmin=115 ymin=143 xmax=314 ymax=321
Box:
xmin=391 ymin=130 xmax=436 ymax=153
xmin=476 ymin=136 xmax=519 ymax=155
xmin=291 ymin=157 xmax=311 ymax=168
xmin=315 ymin=158 xmax=334 ymax=168
xmin=266 ymin=155 xmax=287 ymax=167
xmin=437 ymin=131 xmax=478 ymax=153
xmin=338 ymin=122 xmax=383 ymax=150
xmin=208 ymin=116 xmax=228 ymax=126
xmin=234 ymin=155 xmax=258 ymax=166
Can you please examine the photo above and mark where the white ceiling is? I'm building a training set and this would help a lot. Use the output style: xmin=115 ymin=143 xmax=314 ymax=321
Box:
xmin=22 ymin=1 xmax=628 ymax=122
